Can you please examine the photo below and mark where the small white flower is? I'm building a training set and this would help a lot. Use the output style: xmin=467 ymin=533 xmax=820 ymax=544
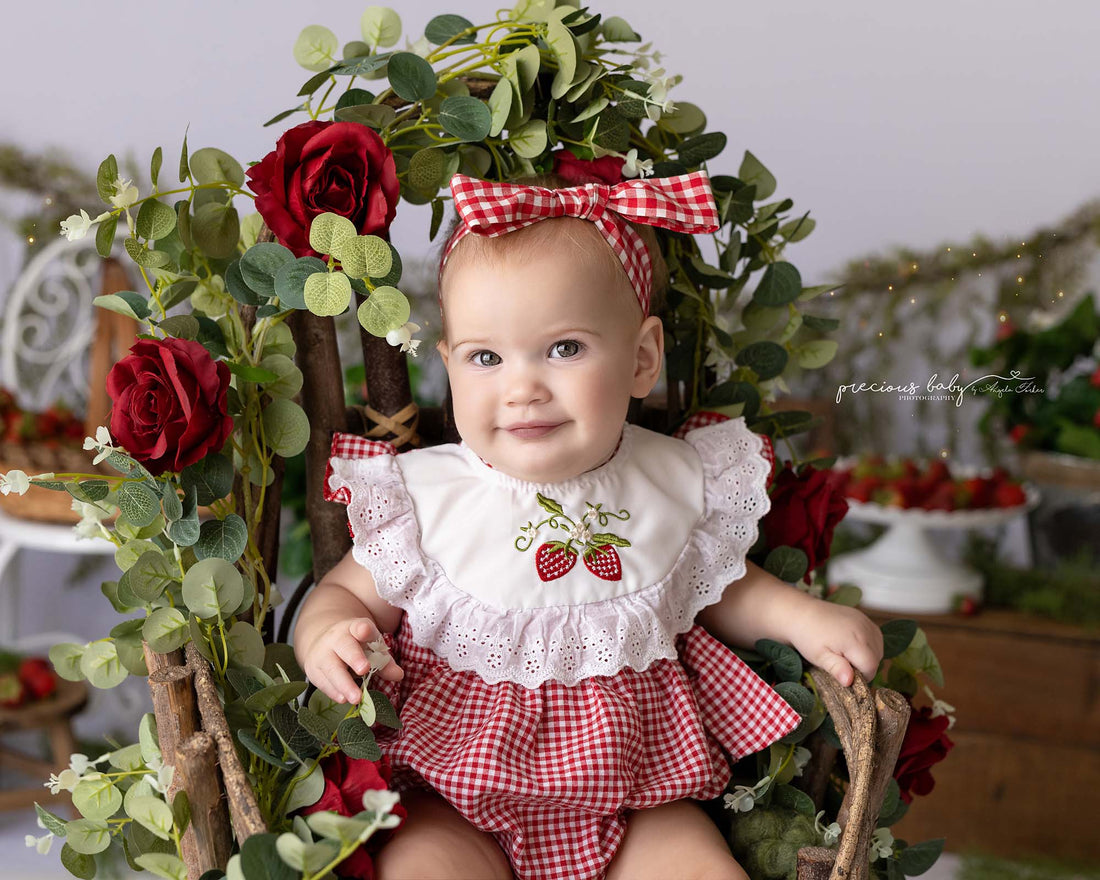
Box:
xmin=621 ymin=149 xmax=654 ymax=179
xmin=520 ymin=521 xmax=541 ymax=539
xmin=44 ymin=768 xmax=80 ymax=794
xmin=723 ymin=788 xmax=756 ymax=813
xmin=361 ymin=788 xmax=400 ymax=814
xmin=923 ymin=684 xmax=956 ymax=730
xmin=83 ymin=426 xmax=121 ymax=465
xmin=109 ymin=176 xmax=139 ymax=210
xmin=567 ymin=521 xmax=592 ymax=545
xmin=815 ymin=810 xmax=842 ymax=846
xmin=144 ymin=762 xmax=175 ymax=794
xmin=581 ymin=504 xmax=599 ymax=525
xmin=385 ymin=321 xmax=422 ymax=356
xmin=25 ymin=833 xmax=54 ymax=855
xmin=0 ymin=470 xmax=30 ymax=496
xmin=68 ymin=753 xmax=93 ymax=775
xmin=870 ymin=827 xmax=895 ymax=860
xmin=60 ymin=209 xmax=94 ymax=241
xmin=365 ymin=637 xmax=391 ymax=673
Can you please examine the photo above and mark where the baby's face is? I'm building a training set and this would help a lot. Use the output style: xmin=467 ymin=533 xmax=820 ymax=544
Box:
xmin=438 ymin=245 xmax=661 ymax=483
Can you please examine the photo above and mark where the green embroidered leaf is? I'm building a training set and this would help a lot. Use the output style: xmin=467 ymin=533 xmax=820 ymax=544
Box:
xmin=589 ymin=532 xmax=630 ymax=547
xmin=535 ymin=493 xmax=564 ymax=516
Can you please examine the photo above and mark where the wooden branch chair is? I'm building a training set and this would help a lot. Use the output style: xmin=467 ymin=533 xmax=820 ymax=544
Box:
xmin=145 ymin=275 xmax=911 ymax=880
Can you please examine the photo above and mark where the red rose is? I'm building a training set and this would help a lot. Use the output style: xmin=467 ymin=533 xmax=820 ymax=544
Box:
xmin=893 ymin=705 xmax=955 ymax=804
xmin=247 ymin=121 xmax=400 ymax=258
xmin=551 ymin=148 xmax=625 ymax=186
xmin=762 ymin=462 xmax=849 ymax=582
xmin=17 ymin=657 xmax=56 ymax=701
xmin=106 ymin=338 xmax=233 ymax=476
xmin=299 ymin=753 xmax=406 ymax=879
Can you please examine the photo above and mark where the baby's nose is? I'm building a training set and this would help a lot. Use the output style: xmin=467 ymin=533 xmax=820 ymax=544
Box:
xmin=504 ymin=363 xmax=550 ymax=405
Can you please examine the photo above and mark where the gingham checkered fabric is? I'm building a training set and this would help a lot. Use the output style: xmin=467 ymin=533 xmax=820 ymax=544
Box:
xmin=323 ymin=433 xmax=396 ymax=506
xmin=371 ymin=621 xmax=802 ymax=880
xmin=676 ymin=410 xmax=776 ymax=488
xmin=442 ymin=172 xmax=721 ymax=316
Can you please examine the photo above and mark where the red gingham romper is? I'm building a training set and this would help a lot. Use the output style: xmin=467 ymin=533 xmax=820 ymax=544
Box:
xmin=325 ymin=418 xmax=801 ymax=880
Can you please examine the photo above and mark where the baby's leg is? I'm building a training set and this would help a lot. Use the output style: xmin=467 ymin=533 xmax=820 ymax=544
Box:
xmin=375 ymin=789 xmax=514 ymax=880
xmin=605 ymin=800 xmax=748 ymax=880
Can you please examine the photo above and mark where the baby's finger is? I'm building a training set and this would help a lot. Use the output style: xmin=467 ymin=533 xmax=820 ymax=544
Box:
xmin=819 ymin=651 xmax=855 ymax=687
xmin=350 ymin=618 xmax=379 ymax=642
xmin=374 ymin=657 xmax=405 ymax=682
xmin=310 ymin=669 xmax=350 ymax=705
xmin=320 ymin=658 xmax=363 ymax=704
xmin=333 ymin=635 xmax=371 ymax=677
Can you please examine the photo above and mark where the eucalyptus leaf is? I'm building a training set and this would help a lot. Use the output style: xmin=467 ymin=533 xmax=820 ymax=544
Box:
xmin=65 ymin=819 xmax=111 ymax=855
xmin=795 ymin=339 xmax=838 ymax=370
xmin=225 ymin=620 xmax=266 ymax=668
xmin=261 ymin=398 xmax=310 ymax=458
xmin=72 ymin=775 xmax=123 ymax=822
xmin=338 ymin=234 xmax=392 ymax=279
xmin=337 ymin=715 xmax=382 ymax=760
xmin=293 ymin=24 xmax=339 ymax=72
xmin=95 ymin=213 xmax=118 ymax=258
xmin=258 ymin=354 xmax=304 ymax=399
xmin=881 ymin=619 xmax=919 ymax=659
xmin=356 ymin=285 xmax=410 ymax=335
xmin=191 ymin=202 xmax=240 ymax=260
xmin=181 ymin=454 xmax=233 ymax=506
xmin=360 ymin=6 xmax=402 ymax=48
xmin=273 ymin=256 xmax=325 ymax=310
xmin=118 ymin=481 xmax=160 ymax=528
xmin=129 ymin=551 xmax=178 ymax=602
xmin=762 ymin=546 xmax=809 ymax=584
xmin=509 ymin=119 xmax=548 ymax=159
xmin=135 ymin=852 xmax=188 ymax=880
xmin=124 ymin=237 xmax=170 ymax=268
xmin=80 ymin=640 xmax=129 ymax=689
xmin=195 ymin=514 xmax=248 ymax=562
xmin=237 ymin=729 xmax=296 ymax=770
xmin=136 ymin=199 xmax=177 ymax=241
xmin=425 ymin=13 xmax=475 ymax=45
xmin=735 ymin=340 xmax=789 ymax=381
xmin=240 ymin=242 xmax=294 ymax=298
xmin=61 ymin=844 xmax=96 ymax=879
xmin=438 ymin=95 xmax=491 ymax=142
xmin=739 ymin=150 xmax=777 ymax=201
xmin=96 ymin=154 xmax=119 ymax=203
xmin=284 ymin=761 xmax=327 ymax=814
xmin=181 ymin=557 xmax=245 ymax=620
xmin=189 ymin=147 xmax=245 ymax=188
xmin=755 ymin=638 xmax=803 ymax=683
xmin=143 ymin=607 xmax=190 ymax=653
xmin=49 ymin=643 xmax=86 ymax=681
xmin=335 ymin=103 xmax=397 ymax=129
xmin=388 ymin=52 xmax=436 ymax=102
xmin=127 ymin=796 xmax=175 ymax=841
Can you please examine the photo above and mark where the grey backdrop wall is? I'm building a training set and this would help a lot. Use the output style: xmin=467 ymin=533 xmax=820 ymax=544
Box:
xmin=2 ymin=0 xmax=1098 ymax=290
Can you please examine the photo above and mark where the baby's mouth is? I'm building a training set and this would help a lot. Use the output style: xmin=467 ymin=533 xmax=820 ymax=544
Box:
xmin=503 ymin=421 xmax=563 ymax=439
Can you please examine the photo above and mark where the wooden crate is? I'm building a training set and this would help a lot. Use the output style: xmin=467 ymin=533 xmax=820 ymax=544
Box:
xmin=864 ymin=607 xmax=1100 ymax=861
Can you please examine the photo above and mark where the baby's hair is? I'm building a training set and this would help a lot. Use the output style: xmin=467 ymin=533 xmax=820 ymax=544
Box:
xmin=437 ymin=172 xmax=670 ymax=334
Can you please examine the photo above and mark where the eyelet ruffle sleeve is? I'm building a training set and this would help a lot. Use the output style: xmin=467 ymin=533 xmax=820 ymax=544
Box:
xmin=679 ymin=415 xmax=773 ymax=603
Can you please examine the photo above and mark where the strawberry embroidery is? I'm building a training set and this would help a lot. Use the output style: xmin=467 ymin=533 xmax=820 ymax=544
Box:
xmin=583 ymin=545 xmax=622 ymax=581
xmin=535 ymin=542 xmax=578 ymax=581
xmin=515 ymin=493 xmax=631 ymax=582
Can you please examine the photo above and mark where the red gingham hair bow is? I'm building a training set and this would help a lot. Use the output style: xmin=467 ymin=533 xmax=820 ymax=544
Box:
xmin=441 ymin=171 xmax=720 ymax=316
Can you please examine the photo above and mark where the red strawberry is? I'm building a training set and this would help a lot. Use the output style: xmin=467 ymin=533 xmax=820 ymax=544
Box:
xmin=924 ymin=482 xmax=957 ymax=511
xmin=535 ymin=542 xmax=577 ymax=581
xmin=583 ymin=545 xmax=623 ymax=581
xmin=992 ymin=483 xmax=1027 ymax=508
xmin=953 ymin=595 xmax=980 ymax=616
xmin=17 ymin=657 xmax=56 ymax=701
xmin=1090 ymin=366 xmax=1100 ymax=390
xmin=1008 ymin=424 xmax=1031 ymax=445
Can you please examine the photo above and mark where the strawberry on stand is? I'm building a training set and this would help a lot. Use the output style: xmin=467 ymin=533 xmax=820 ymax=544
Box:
xmin=517 ymin=494 xmax=632 ymax=583
xmin=0 ymin=649 xmax=58 ymax=707
xmin=835 ymin=455 xmax=1029 ymax=511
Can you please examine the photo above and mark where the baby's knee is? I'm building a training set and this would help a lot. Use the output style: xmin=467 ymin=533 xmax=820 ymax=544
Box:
xmin=693 ymin=855 xmax=750 ymax=880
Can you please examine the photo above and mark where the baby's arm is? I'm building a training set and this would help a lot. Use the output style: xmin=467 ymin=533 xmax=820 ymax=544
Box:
xmin=294 ymin=550 xmax=405 ymax=704
xmin=696 ymin=559 xmax=884 ymax=686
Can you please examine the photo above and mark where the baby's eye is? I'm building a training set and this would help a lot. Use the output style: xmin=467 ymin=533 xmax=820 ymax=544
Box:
xmin=471 ymin=350 xmax=501 ymax=367
xmin=549 ymin=340 xmax=584 ymax=359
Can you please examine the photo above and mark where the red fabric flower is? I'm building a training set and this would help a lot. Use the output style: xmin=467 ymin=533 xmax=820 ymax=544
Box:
xmin=893 ymin=705 xmax=955 ymax=804
xmin=106 ymin=337 xmax=233 ymax=476
xmin=247 ymin=120 xmax=400 ymax=258
xmin=551 ymin=148 xmax=626 ymax=185
xmin=299 ymin=753 xmax=406 ymax=879
xmin=761 ymin=462 xmax=849 ymax=582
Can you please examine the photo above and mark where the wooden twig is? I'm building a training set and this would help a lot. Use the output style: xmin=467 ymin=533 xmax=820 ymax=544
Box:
xmin=288 ymin=310 xmax=351 ymax=582
xmin=175 ymin=732 xmax=233 ymax=875
xmin=185 ymin=642 xmax=267 ymax=840
xmin=142 ymin=642 xmax=183 ymax=676
xmin=795 ymin=667 xmax=910 ymax=880
xmin=145 ymin=656 xmax=201 ymax=873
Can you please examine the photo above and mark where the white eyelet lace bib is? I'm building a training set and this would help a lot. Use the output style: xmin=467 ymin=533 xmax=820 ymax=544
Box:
xmin=326 ymin=417 xmax=771 ymax=688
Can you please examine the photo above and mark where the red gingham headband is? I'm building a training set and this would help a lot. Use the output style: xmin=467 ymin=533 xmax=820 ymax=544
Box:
xmin=440 ymin=171 xmax=721 ymax=317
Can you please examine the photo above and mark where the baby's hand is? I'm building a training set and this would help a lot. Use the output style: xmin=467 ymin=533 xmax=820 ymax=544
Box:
xmin=789 ymin=601 xmax=884 ymax=688
xmin=301 ymin=617 xmax=404 ymax=704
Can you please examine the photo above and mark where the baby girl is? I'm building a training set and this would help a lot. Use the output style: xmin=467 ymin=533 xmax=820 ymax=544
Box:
xmin=294 ymin=170 xmax=884 ymax=880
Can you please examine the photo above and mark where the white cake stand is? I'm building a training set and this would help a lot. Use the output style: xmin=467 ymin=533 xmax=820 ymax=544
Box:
xmin=827 ymin=478 xmax=1040 ymax=614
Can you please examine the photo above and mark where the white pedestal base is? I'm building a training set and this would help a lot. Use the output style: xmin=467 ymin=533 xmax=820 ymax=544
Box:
xmin=828 ymin=521 xmax=982 ymax=614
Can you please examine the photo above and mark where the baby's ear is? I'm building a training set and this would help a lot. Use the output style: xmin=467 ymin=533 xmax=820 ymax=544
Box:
xmin=631 ymin=315 xmax=664 ymax=398
xmin=436 ymin=339 xmax=450 ymax=369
